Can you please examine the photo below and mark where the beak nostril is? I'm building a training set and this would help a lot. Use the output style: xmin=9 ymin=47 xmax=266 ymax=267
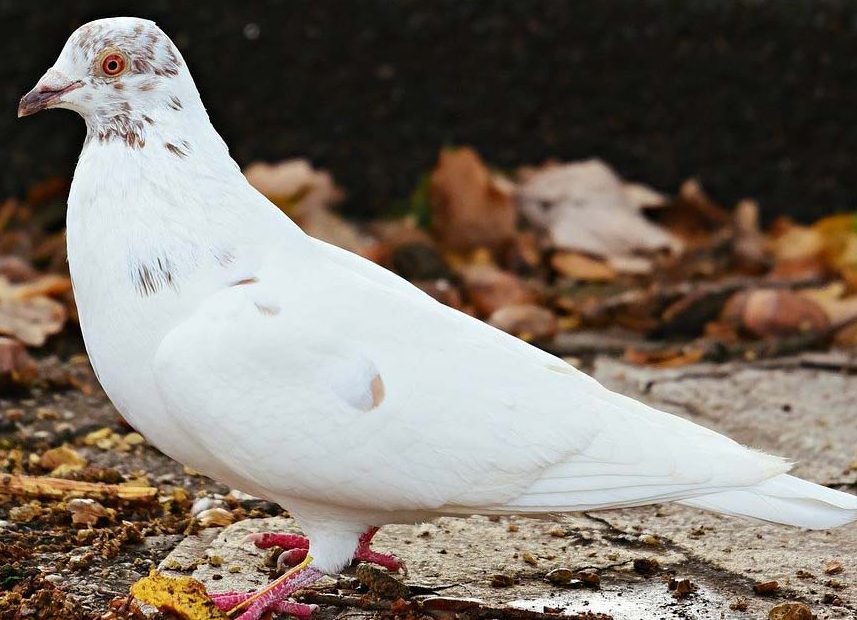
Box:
xmin=17 ymin=79 xmax=83 ymax=118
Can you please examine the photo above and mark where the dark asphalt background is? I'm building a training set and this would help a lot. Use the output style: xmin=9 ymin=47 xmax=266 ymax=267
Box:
xmin=1 ymin=1 xmax=855 ymax=220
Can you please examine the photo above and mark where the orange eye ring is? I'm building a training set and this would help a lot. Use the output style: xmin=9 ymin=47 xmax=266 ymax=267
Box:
xmin=101 ymin=52 xmax=126 ymax=77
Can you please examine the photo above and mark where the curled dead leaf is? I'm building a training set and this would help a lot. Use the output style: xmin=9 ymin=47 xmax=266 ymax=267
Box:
xmin=430 ymin=147 xmax=517 ymax=253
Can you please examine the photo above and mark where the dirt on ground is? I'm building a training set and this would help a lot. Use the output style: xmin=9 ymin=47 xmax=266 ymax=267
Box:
xmin=1 ymin=350 xmax=854 ymax=620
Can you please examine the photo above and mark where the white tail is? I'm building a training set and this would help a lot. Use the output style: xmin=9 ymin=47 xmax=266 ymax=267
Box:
xmin=680 ymin=474 xmax=857 ymax=529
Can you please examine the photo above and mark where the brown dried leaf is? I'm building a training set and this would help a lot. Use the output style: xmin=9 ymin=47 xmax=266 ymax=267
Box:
xmin=624 ymin=346 xmax=705 ymax=368
xmin=722 ymin=290 xmax=829 ymax=339
xmin=0 ymin=275 xmax=70 ymax=346
xmin=39 ymin=445 xmax=86 ymax=473
xmin=652 ymin=179 xmax=731 ymax=245
xmin=131 ymin=571 xmax=227 ymax=620
xmin=244 ymin=159 xmax=343 ymax=212
xmin=488 ymin=304 xmax=558 ymax=342
xmin=551 ymin=252 xmax=616 ymax=282
xmin=430 ymin=147 xmax=517 ymax=252
xmin=460 ymin=264 xmax=539 ymax=317
xmin=0 ymin=337 xmax=38 ymax=384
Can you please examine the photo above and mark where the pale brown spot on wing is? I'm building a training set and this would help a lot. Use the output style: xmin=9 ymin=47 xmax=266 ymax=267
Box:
xmin=369 ymin=374 xmax=385 ymax=409
xmin=231 ymin=277 xmax=258 ymax=286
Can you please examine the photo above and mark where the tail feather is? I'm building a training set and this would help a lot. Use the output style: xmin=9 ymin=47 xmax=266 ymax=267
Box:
xmin=679 ymin=474 xmax=857 ymax=529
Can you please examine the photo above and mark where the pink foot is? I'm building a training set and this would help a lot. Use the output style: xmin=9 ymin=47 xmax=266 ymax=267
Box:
xmin=248 ymin=527 xmax=403 ymax=572
xmin=210 ymin=567 xmax=322 ymax=620
xmin=353 ymin=527 xmax=403 ymax=572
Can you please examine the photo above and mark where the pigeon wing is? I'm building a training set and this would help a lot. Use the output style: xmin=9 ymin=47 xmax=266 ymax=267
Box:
xmin=152 ymin=243 xmax=787 ymax=516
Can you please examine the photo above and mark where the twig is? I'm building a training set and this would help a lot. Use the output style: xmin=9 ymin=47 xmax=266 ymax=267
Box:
xmin=0 ymin=473 xmax=157 ymax=501
xmin=580 ymin=275 xmax=828 ymax=321
xmin=699 ymin=310 xmax=857 ymax=363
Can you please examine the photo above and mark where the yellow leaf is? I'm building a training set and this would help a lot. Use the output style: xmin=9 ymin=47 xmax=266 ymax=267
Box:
xmin=130 ymin=571 xmax=227 ymax=620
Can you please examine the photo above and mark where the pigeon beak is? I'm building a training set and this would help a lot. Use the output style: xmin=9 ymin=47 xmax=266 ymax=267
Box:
xmin=18 ymin=70 xmax=83 ymax=118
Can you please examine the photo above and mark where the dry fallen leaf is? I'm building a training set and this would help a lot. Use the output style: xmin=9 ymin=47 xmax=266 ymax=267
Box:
xmin=0 ymin=336 xmax=38 ymax=384
xmin=245 ymin=160 xmax=371 ymax=254
xmin=0 ymin=274 xmax=70 ymax=346
xmin=459 ymin=264 xmax=539 ymax=317
xmin=653 ymin=178 xmax=732 ymax=245
xmin=551 ymin=251 xmax=616 ymax=282
xmin=244 ymin=159 xmax=342 ymax=212
xmin=518 ymin=159 xmax=682 ymax=266
xmin=131 ymin=571 xmax=227 ymax=620
xmin=488 ymin=304 xmax=558 ymax=341
xmin=722 ymin=290 xmax=829 ymax=339
xmin=66 ymin=498 xmax=112 ymax=526
xmin=430 ymin=147 xmax=517 ymax=253
xmin=624 ymin=346 xmax=705 ymax=368
xmin=39 ymin=445 xmax=86 ymax=474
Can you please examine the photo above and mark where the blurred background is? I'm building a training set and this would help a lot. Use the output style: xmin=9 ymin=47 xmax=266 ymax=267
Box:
xmin=0 ymin=0 xmax=855 ymax=379
xmin=3 ymin=0 xmax=856 ymax=221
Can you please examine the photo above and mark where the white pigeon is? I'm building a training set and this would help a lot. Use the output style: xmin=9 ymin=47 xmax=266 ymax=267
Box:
xmin=19 ymin=17 xmax=857 ymax=620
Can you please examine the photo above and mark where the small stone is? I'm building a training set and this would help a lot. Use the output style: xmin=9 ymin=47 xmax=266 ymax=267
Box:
xmin=730 ymin=597 xmax=749 ymax=611
xmin=753 ymin=581 xmax=780 ymax=595
xmin=190 ymin=497 xmax=226 ymax=517
xmin=39 ymin=445 xmax=86 ymax=472
xmin=639 ymin=534 xmax=661 ymax=546
xmin=822 ymin=593 xmax=844 ymax=606
xmin=545 ymin=568 xmax=574 ymax=586
xmin=9 ymin=502 xmax=41 ymax=523
xmin=67 ymin=498 xmax=111 ymax=526
xmin=124 ymin=432 xmax=145 ymax=446
xmin=195 ymin=507 xmax=234 ymax=528
xmin=633 ymin=557 xmax=660 ymax=576
xmin=5 ymin=408 xmax=24 ymax=422
xmin=506 ymin=523 xmax=519 ymax=533
xmin=768 ymin=602 xmax=813 ymax=620
xmin=35 ymin=407 xmax=59 ymax=420
xmin=670 ymin=577 xmax=696 ymax=599
xmin=575 ymin=570 xmax=600 ymax=589
xmin=490 ymin=573 xmax=515 ymax=588
xmin=521 ymin=551 xmax=538 ymax=566
xmin=547 ymin=526 xmax=567 ymax=538
xmin=823 ymin=560 xmax=843 ymax=575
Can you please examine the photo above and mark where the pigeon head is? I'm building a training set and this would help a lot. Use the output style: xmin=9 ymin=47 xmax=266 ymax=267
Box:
xmin=18 ymin=17 xmax=196 ymax=149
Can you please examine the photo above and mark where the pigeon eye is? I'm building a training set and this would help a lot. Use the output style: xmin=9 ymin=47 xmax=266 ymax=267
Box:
xmin=100 ymin=52 xmax=127 ymax=77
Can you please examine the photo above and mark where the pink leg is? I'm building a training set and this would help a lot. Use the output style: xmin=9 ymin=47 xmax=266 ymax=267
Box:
xmin=210 ymin=567 xmax=322 ymax=620
xmin=246 ymin=532 xmax=311 ymax=570
xmin=248 ymin=527 xmax=402 ymax=572
xmin=353 ymin=527 xmax=403 ymax=572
